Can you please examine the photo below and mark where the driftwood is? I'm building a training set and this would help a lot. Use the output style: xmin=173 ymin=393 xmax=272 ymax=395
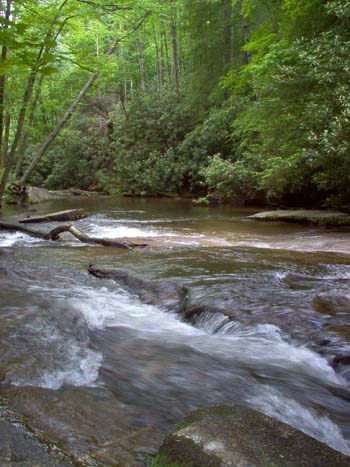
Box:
xmin=0 ymin=220 xmax=146 ymax=249
xmin=19 ymin=209 xmax=87 ymax=224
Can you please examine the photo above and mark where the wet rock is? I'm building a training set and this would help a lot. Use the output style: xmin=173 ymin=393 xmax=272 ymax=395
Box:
xmin=3 ymin=386 xmax=163 ymax=467
xmin=27 ymin=187 xmax=103 ymax=204
xmin=27 ymin=187 xmax=67 ymax=204
xmin=160 ymin=406 xmax=350 ymax=467
xmin=0 ymin=402 xmax=73 ymax=467
xmin=331 ymin=355 xmax=350 ymax=369
xmin=249 ymin=210 xmax=350 ymax=226
xmin=89 ymin=266 xmax=188 ymax=312
xmin=182 ymin=303 xmax=237 ymax=324
xmin=313 ymin=294 xmax=350 ymax=315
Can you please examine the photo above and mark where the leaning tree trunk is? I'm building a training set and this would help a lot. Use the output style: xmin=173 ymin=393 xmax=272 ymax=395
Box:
xmin=14 ymin=70 xmax=45 ymax=179
xmin=20 ymin=36 xmax=119 ymax=185
xmin=0 ymin=0 xmax=11 ymax=170
xmin=0 ymin=0 xmax=71 ymax=208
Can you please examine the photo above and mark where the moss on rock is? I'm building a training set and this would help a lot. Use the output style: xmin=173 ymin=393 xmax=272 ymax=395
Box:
xmin=159 ymin=406 xmax=350 ymax=467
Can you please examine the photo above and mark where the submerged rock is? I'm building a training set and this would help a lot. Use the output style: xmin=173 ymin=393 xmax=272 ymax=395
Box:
xmin=159 ymin=406 xmax=350 ymax=467
xmin=89 ymin=266 xmax=188 ymax=312
xmin=249 ymin=210 xmax=350 ymax=226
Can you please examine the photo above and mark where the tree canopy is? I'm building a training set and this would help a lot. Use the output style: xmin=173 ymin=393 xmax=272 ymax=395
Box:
xmin=0 ymin=0 xmax=349 ymax=207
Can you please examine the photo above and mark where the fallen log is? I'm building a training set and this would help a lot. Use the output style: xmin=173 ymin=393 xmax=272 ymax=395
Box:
xmin=0 ymin=220 xmax=145 ymax=249
xmin=0 ymin=220 xmax=48 ymax=239
xmin=19 ymin=209 xmax=87 ymax=224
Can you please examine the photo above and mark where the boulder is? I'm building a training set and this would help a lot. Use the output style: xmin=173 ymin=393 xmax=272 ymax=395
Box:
xmin=27 ymin=187 xmax=66 ymax=204
xmin=159 ymin=406 xmax=350 ymax=467
xmin=249 ymin=210 xmax=350 ymax=226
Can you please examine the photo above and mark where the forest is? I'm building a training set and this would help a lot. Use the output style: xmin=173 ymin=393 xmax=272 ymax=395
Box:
xmin=0 ymin=0 xmax=349 ymax=208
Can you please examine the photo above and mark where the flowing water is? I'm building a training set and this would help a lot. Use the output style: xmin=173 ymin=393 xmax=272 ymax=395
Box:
xmin=1 ymin=196 xmax=350 ymax=465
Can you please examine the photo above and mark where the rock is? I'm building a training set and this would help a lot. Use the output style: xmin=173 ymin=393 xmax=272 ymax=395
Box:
xmin=0 ymin=401 xmax=73 ymax=467
xmin=249 ymin=210 xmax=350 ymax=226
xmin=89 ymin=266 xmax=188 ymax=312
xmin=182 ymin=303 xmax=237 ymax=324
xmin=159 ymin=406 xmax=350 ymax=467
xmin=18 ymin=209 xmax=87 ymax=224
xmin=331 ymin=355 xmax=350 ymax=369
xmin=27 ymin=187 xmax=66 ymax=204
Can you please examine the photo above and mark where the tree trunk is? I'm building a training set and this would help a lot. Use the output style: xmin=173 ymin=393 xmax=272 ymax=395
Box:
xmin=152 ymin=21 xmax=161 ymax=92
xmin=0 ymin=0 xmax=11 ymax=170
xmin=14 ymin=74 xmax=45 ymax=179
xmin=0 ymin=70 xmax=37 ymax=205
xmin=0 ymin=0 xmax=71 ymax=207
xmin=20 ymin=36 xmax=119 ymax=185
xmin=170 ymin=0 xmax=180 ymax=95
xmin=136 ymin=38 xmax=146 ymax=92
xmin=1 ymin=113 xmax=10 ymax=166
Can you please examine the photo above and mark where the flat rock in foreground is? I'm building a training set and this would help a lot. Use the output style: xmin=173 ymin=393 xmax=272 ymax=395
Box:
xmin=249 ymin=209 xmax=350 ymax=226
xmin=0 ymin=405 xmax=72 ymax=467
xmin=18 ymin=209 xmax=87 ymax=223
xmin=160 ymin=406 xmax=349 ymax=467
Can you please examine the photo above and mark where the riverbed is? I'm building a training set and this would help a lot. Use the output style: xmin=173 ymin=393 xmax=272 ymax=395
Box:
xmin=1 ymin=196 xmax=350 ymax=465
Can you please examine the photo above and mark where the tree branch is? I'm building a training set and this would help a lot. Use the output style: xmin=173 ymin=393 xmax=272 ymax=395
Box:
xmin=0 ymin=220 xmax=148 ymax=248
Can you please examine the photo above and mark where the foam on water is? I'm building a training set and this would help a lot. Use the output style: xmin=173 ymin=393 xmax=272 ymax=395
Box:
xmin=64 ymin=283 xmax=341 ymax=389
xmin=6 ymin=274 xmax=350 ymax=454
xmin=88 ymin=224 xmax=173 ymax=238
xmin=17 ymin=348 xmax=103 ymax=390
xmin=249 ymin=387 xmax=350 ymax=455
xmin=229 ymin=236 xmax=350 ymax=254
xmin=0 ymin=232 xmax=43 ymax=247
xmin=67 ymin=285 xmax=201 ymax=338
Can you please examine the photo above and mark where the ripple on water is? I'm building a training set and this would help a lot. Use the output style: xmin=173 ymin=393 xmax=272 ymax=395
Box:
xmin=1 ymin=200 xmax=350 ymax=463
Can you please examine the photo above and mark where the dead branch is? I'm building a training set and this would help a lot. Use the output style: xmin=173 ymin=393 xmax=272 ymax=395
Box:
xmin=0 ymin=220 xmax=147 ymax=249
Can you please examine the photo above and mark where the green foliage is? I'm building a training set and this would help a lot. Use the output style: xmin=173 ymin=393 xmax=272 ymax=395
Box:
xmin=208 ymin=0 xmax=350 ymax=205
xmin=146 ymin=453 xmax=186 ymax=467
xmin=104 ymin=93 xmax=196 ymax=194
xmin=2 ymin=0 xmax=350 ymax=208
xmin=202 ymin=153 xmax=259 ymax=201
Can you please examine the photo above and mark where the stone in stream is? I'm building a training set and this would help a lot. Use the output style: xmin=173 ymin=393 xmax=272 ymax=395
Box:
xmin=27 ymin=187 xmax=68 ymax=204
xmin=0 ymin=401 xmax=73 ymax=467
xmin=88 ymin=265 xmax=189 ymax=312
xmin=182 ymin=303 xmax=237 ymax=324
xmin=27 ymin=187 xmax=102 ymax=204
xmin=159 ymin=406 xmax=350 ymax=467
xmin=18 ymin=209 xmax=87 ymax=224
xmin=249 ymin=209 xmax=350 ymax=226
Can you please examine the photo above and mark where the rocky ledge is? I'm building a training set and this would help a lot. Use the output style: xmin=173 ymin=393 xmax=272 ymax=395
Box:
xmin=27 ymin=187 xmax=101 ymax=204
xmin=0 ymin=400 xmax=73 ymax=467
xmin=249 ymin=210 xmax=350 ymax=226
xmin=159 ymin=406 xmax=349 ymax=467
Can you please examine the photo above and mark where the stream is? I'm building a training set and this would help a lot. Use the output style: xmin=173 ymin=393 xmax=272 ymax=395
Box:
xmin=1 ymin=196 xmax=350 ymax=466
